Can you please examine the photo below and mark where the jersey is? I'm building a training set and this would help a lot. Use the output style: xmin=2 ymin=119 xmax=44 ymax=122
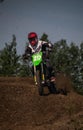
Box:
xmin=25 ymin=40 xmax=53 ymax=55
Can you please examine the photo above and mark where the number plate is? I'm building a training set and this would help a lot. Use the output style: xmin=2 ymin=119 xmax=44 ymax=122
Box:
xmin=32 ymin=52 xmax=42 ymax=66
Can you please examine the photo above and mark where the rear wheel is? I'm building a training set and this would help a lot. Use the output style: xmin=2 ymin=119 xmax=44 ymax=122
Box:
xmin=36 ymin=70 xmax=43 ymax=96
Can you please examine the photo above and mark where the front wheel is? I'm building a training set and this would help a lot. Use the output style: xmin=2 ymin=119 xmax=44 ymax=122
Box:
xmin=36 ymin=70 xmax=43 ymax=96
xmin=48 ymin=82 xmax=57 ymax=94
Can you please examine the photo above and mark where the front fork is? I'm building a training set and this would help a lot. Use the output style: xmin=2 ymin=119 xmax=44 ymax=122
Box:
xmin=33 ymin=63 xmax=45 ymax=85
xmin=41 ymin=63 xmax=45 ymax=83
xmin=33 ymin=65 xmax=37 ymax=85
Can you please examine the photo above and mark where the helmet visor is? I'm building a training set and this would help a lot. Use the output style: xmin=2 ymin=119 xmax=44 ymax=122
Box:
xmin=29 ymin=37 xmax=36 ymax=42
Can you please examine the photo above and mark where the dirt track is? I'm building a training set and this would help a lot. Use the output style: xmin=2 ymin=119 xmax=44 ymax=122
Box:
xmin=0 ymin=74 xmax=83 ymax=130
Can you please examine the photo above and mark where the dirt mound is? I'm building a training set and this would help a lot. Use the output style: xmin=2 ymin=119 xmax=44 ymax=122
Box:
xmin=0 ymin=74 xmax=83 ymax=130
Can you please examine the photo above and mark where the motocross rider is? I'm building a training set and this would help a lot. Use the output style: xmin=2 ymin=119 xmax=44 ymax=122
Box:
xmin=23 ymin=32 xmax=55 ymax=82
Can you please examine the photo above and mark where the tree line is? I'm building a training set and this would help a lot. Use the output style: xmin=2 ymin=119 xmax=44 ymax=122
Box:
xmin=0 ymin=34 xmax=83 ymax=94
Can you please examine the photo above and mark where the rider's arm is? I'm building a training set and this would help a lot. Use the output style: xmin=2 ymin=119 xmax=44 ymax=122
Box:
xmin=23 ymin=46 xmax=32 ymax=59
xmin=42 ymin=41 xmax=53 ymax=52
xmin=25 ymin=46 xmax=32 ymax=55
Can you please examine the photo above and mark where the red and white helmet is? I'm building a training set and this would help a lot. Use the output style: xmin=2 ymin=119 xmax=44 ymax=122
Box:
xmin=28 ymin=32 xmax=38 ymax=46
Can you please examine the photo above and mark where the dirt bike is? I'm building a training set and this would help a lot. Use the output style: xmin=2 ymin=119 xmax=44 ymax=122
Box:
xmin=31 ymin=49 xmax=56 ymax=96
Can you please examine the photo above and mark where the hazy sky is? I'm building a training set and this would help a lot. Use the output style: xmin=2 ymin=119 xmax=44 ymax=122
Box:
xmin=0 ymin=0 xmax=83 ymax=54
